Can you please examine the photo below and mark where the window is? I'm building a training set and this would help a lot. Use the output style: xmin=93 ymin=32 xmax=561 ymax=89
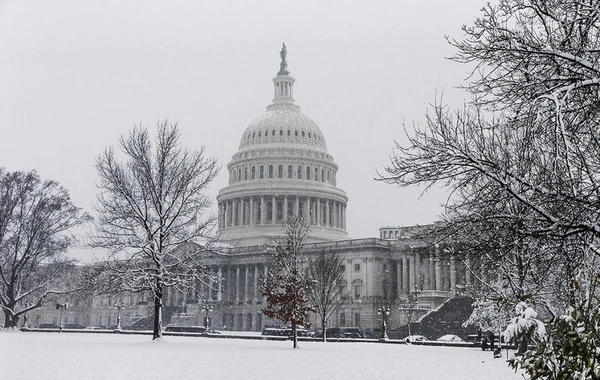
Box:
xmin=354 ymin=283 xmax=362 ymax=298
xmin=354 ymin=312 xmax=360 ymax=326
xmin=280 ymin=129 xmax=283 ymax=136
xmin=287 ymin=130 xmax=291 ymax=136
xmin=260 ymin=166 xmax=264 ymax=179
xmin=272 ymin=129 xmax=275 ymax=136
xmin=340 ymin=312 xmax=346 ymax=327
xmin=278 ymin=165 xmax=283 ymax=178
xmin=354 ymin=264 xmax=361 ymax=272
xmin=252 ymin=132 xmax=255 ymax=138
xmin=297 ymin=165 xmax=302 ymax=179
xmin=268 ymin=165 xmax=273 ymax=178
xmin=295 ymin=130 xmax=298 ymax=136
xmin=288 ymin=165 xmax=292 ymax=178
xmin=308 ymin=132 xmax=312 ymax=138
xmin=302 ymin=131 xmax=305 ymax=137
xmin=314 ymin=167 xmax=318 ymax=181
xmin=244 ymin=167 xmax=248 ymax=180
xmin=252 ymin=166 xmax=256 ymax=179
xmin=321 ymin=169 xmax=325 ymax=182
xmin=306 ymin=167 xmax=311 ymax=180
xmin=258 ymin=131 xmax=261 ymax=137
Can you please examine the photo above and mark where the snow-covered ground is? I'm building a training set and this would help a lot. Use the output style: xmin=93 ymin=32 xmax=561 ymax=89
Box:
xmin=0 ymin=331 xmax=524 ymax=380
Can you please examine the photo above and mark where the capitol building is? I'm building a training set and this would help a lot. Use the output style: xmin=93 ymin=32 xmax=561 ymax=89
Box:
xmin=28 ymin=46 xmax=472 ymax=334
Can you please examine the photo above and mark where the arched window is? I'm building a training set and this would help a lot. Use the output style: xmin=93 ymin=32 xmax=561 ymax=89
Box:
xmin=287 ymin=130 xmax=291 ymax=136
xmin=260 ymin=165 xmax=264 ymax=179
xmin=314 ymin=167 xmax=318 ymax=181
xmin=278 ymin=165 xmax=283 ymax=178
xmin=288 ymin=165 xmax=292 ymax=178
xmin=252 ymin=166 xmax=256 ymax=179
xmin=258 ymin=131 xmax=261 ymax=137
xmin=306 ymin=167 xmax=311 ymax=180
xmin=302 ymin=131 xmax=305 ymax=137
xmin=244 ymin=167 xmax=248 ymax=180
xmin=238 ymin=168 xmax=241 ymax=182
xmin=272 ymin=129 xmax=275 ymax=136
xmin=297 ymin=165 xmax=302 ymax=179
xmin=321 ymin=169 xmax=325 ymax=182
xmin=269 ymin=165 xmax=274 ymax=178
xmin=295 ymin=130 xmax=298 ymax=137
xmin=279 ymin=129 xmax=283 ymax=136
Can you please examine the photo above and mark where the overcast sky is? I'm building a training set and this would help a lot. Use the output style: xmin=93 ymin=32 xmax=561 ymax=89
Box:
xmin=0 ymin=0 xmax=483 ymax=258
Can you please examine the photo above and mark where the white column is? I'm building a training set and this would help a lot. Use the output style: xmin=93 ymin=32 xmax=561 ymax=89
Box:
xmin=316 ymin=199 xmax=321 ymax=225
xmin=249 ymin=197 xmax=254 ymax=225
xmin=284 ymin=196 xmax=288 ymax=220
xmin=294 ymin=196 xmax=299 ymax=217
xmin=254 ymin=265 xmax=259 ymax=301
xmin=260 ymin=197 xmax=266 ymax=225
xmin=325 ymin=200 xmax=330 ymax=227
xmin=435 ymin=245 xmax=442 ymax=291
xmin=305 ymin=198 xmax=311 ymax=224
xmin=235 ymin=266 xmax=240 ymax=302
xmin=217 ymin=267 xmax=222 ymax=301
xmin=244 ymin=266 xmax=250 ymax=302
xmin=450 ymin=258 xmax=456 ymax=293
xmin=271 ymin=196 xmax=276 ymax=224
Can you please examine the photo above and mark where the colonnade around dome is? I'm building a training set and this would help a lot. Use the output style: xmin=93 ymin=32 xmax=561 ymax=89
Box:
xmin=218 ymin=195 xmax=347 ymax=231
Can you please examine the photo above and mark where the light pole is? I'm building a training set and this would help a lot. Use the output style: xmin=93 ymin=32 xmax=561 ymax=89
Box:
xmin=377 ymin=305 xmax=390 ymax=341
xmin=201 ymin=301 xmax=213 ymax=331
xmin=114 ymin=302 xmax=125 ymax=330
xmin=407 ymin=286 xmax=419 ymax=338
xmin=21 ymin=301 xmax=30 ymax=329
xmin=56 ymin=302 xmax=69 ymax=332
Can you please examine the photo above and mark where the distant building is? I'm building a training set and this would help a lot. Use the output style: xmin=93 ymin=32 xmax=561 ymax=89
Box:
xmin=27 ymin=46 xmax=468 ymax=334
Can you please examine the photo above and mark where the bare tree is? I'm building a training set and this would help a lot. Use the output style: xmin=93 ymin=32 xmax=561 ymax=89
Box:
xmin=260 ymin=215 xmax=316 ymax=349
xmin=379 ymin=0 xmax=600 ymax=304
xmin=91 ymin=121 xmax=220 ymax=340
xmin=306 ymin=250 xmax=345 ymax=342
xmin=0 ymin=169 xmax=90 ymax=328
xmin=379 ymin=0 xmax=600 ymax=372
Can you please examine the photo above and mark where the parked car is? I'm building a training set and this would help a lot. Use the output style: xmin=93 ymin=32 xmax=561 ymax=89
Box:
xmin=403 ymin=335 xmax=428 ymax=343
xmin=262 ymin=327 xmax=311 ymax=337
xmin=315 ymin=327 xmax=363 ymax=339
xmin=437 ymin=334 xmax=464 ymax=342
xmin=38 ymin=323 xmax=59 ymax=329
xmin=63 ymin=323 xmax=86 ymax=329
xmin=163 ymin=326 xmax=220 ymax=334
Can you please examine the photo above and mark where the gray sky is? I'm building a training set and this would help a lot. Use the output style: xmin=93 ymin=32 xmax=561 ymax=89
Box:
xmin=0 ymin=0 xmax=482 ymax=256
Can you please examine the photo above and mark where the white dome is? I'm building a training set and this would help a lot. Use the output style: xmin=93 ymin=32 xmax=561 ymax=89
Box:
xmin=239 ymin=105 xmax=328 ymax=152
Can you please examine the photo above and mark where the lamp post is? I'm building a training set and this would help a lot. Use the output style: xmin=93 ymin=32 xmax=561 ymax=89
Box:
xmin=56 ymin=302 xmax=69 ymax=332
xmin=21 ymin=302 xmax=30 ymax=329
xmin=407 ymin=286 xmax=419 ymax=338
xmin=201 ymin=301 xmax=213 ymax=331
xmin=114 ymin=302 xmax=125 ymax=330
xmin=377 ymin=305 xmax=390 ymax=341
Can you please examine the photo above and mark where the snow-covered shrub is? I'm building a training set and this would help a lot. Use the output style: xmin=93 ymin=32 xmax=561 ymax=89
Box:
xmin=507 ymin=280 xmax=600 ymax=379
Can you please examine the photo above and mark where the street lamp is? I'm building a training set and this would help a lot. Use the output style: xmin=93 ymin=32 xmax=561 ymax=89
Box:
xmin=22 ymin=301 xmax=30 ymax=329
xmin=114 ymin=302 xmax=125 ymax=330
xmin=56 ymin=302 xmax=69 ymax=332
xmin=407 ymin=286 xmax=419 ymax=338
xmin=377 ymin=305 xmax=390 ymax=340
xmin=201 ymin=301 xmax=213 ymax=331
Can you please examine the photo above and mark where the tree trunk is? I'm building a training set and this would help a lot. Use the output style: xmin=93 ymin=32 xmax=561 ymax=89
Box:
xmin=292 ymin=322 xmax=298 ymax=349
xmin=3 ymin=309 xmax=19 ymax=329
xmin=153 ymin=280 xmax=163 ymax=340
xmin=321 ymin=318 xmax=327 ymax=342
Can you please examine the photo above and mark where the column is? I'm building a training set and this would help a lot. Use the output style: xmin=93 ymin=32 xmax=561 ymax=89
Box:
xmin=450 ymin=258 xmax=456 ymax=293
xmin=408 ymin=253 xmax=415 ymax=292
xmin=305 ymin=198 xmax=311 ymax=224
xmin=283 ymin=196 xmax=288 ymax=220
xmin=435 ymin=245 xmax=442 ymax=291
xmin=271 ymin=196 xmax=276 ymax=224
xmin=402 ymin=255 xmax=408 ymax=294
xmin=325 ymin=200 xmax=330 ymax=227
xmin=294 ymin=197 xmax=299 ymax=217
xmin=235 ymin=266 xmax=240 ymax=302
xmin=465 ymin=254 xmax=472 ymax=289
xmin=415 ymin=250 xmax=421 ymax=289
xmin=244 ymin=266 xmax=250 ymax=302
xmin=253 ymin=265 xmax=259 ymax=302
xmin=224 ymin=202 xmax=229 ymax=228
xmin=217 ymin=267 xmax=222 ymax=301
xmin=316 ymin=199 xmax=321 ymax=225
xmin=260 ymin=197 xmax=266 ymax=225
xmin=249 ymin=197 xmax=254 ymax=226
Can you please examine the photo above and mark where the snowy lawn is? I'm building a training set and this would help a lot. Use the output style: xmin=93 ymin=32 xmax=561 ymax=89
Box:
xmin=0 ymin=331 xmax=524 ymax=380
